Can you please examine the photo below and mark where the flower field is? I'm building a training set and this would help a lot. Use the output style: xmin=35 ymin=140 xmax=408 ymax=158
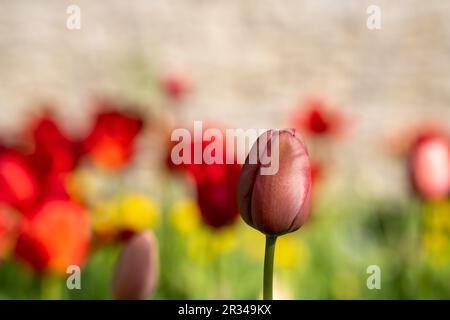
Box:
xmin=0 ymin=1 xmax=449 ymax=300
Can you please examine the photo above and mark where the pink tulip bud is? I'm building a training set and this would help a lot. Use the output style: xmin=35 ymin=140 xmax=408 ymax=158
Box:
xmin=237 ymin=129 xmax=312 ymax=235
xmin=112 ymin=231 xmax=159 ymax=300
xmin=410 ymin=135 xmax=450 ymax=200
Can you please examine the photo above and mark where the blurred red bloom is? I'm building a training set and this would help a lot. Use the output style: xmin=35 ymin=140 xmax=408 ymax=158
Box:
xmin=167 ymin=126 xmax=240 ymax=228
xmin=28 ymin=114 xmax=81 ymax=177
xmin=0 ymin=149 xmax=38 ymax=211
xmin=0 ymin=205 xmax=21 ymax=259
xmin=386 ymin=123 xmax=447 ymax=157
xmin=162 ymin=71 xmax=191 ymax=101
xmin=409 ymin=133 xmax=450 ymax=200
xmin=83 ymin=109 xmax=144 ymax=170
xmin=195 ymin=163 xmax=241 ymax=228
xmin=14 ymin=199 xmax=90 ymax=274
xmin=40 ymin=173 xmax=73 ymax=200
xmin=170 ymin=139 xmax=231 ymax=185
xmin=293 ymin=98 xmax=347 ymax=137
xmin=310 ymin=160 xmax=323 ymax=187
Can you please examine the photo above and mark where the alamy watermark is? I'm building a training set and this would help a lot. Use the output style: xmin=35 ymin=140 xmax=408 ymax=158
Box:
xmin=366 ymin=5 xmax=381 ymax=30
xmin=66 ymin=265 xmax=81 ymax=290
xmin=170 ymin=121 xmax=280 ymax=175
xmin=66 ymin=5 xmax=81 ymax=30
xmin=366 ymin=265 xmax=381 ymax=290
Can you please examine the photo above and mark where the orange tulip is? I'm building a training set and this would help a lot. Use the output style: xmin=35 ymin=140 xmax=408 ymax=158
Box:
xmin=83 ymin=108 xmax=144 ymax=170
xmin=14 ymin=199 xmax=90 ymax=274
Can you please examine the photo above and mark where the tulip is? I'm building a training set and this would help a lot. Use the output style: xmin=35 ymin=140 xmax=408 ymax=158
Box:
xmin=112 ymin=231 xmax=159 ymax=300
xmin=293 ymin=98 xmax=346 ymax=137
xmin=28 ymin=114 xmax=81 ymax=177
xmin=167 ymin=125 xmax=241 ymax=228
xmin=162 ymin=71 xmax=191 ymax=101
xmin=195 ymin=163 xmax=241 ymax=228
xmin=237 ymin=129 xmax=312 ymax=235
xmin=91 ymin=194 xmax=160 ymax=243
xmin=83 ymin=106 xmax=144 ymax=170
xmin=410 ymin=134 xmax=450 ymax=200
xmin=236 ymin=129 xmax=312 ymax=299
xmin=0 ymin=150 xmax=39 ymax=211
xmin=14 ymin=199 xmax=90 ymax=274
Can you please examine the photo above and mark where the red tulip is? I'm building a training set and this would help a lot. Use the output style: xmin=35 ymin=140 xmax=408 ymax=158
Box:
xmin=112 ymin=231 xmax=159 ymax=300
xmin=195 ymin=163 xmax=241 ymax=228
xmin=0 ymin=150 xmax=38 ymax=211
xmin=293 ymin=98 xmax=346 ymax=137
xmin=410 ymin=134 xmax=450 ymax=200
xmin=237 ymin=129 xmax=312 ymax=235
xmin=167 ymin=126 xmax=240 ymax=228
xmin=162 ymin=71 xmax=191 ymax=101
xmin=28 ymin=114 xmax=81 ymax=177
xmin=83 ymin=108 xmax=144 ymax=170
xmin=14 ymin=199 xmax=90 ymax=274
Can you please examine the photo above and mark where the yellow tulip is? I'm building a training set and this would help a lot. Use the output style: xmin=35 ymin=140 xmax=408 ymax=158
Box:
xmin=169 ymin=199 xmax=201 ymax=234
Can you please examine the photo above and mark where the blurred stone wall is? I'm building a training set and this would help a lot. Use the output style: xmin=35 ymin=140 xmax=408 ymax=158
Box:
xmin=0 ymin=0 xmax=449 ymax=197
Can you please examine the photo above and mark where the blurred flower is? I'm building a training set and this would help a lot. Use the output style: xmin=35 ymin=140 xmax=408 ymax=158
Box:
xmin=289 ymin=98 xmax=350 ymax=191
xmin=67 ymin=168 xmax=109 ymax=203
xmin=118 ymin=195 xmax=159 ymax=232
xmin=0 ymin=149 xmax=38 ymax=211
xmin=0 ymin=205 xmax=21 ymax=258
xmin=424 ymin=199 xmax=450 ymax=230
xmin=275 ymin=235 xmax=308 ymax=269
xmin=195 ymin=163 xmax=241 ymax=228
xmin=170 ymin=199 xmax=237 ymax=263
xmin=423 ymin=199 xmax=450 ymax=267
xmin=170 ymin=199 xmax=201 ymax=234
xmin=167 ymin=126 xmax=241 ymax=229
xmin=112 ymin=231 xmax=159 ymax=300
xmin=385 ymin=122 xmax=447 ymax=157
xmin=91 ymin=194 xmax=160 ymax=242
xmin=14 ymin=199 xmax=90 ymax=274
xmin=162 ymin=71 xmax=192 ymax=101
xmin=409 ymin=134 xmax=450 ymax=200
xmin=187 ymin=226 xmax=237 ymax=264
xmin=310 ymin=160 xmax=323 ymax=188
xmin=237 ymin=129 xmax=312 ymax=235
xmin=292 ymin=98 xmax=347 ymax=137
xmin=83 ymin=108 xmax=144 ymax=170
xmin=28 ymin=114 xmax=81 ymax=177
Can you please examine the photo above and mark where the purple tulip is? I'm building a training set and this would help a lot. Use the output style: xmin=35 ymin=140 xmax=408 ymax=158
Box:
xmin=237 ymin=129 xmax=312 ymax=236
xmin=237 ymin=129 xmax=312 ymax=299
xmin=112 ymin=231 xmax=159 ymax=300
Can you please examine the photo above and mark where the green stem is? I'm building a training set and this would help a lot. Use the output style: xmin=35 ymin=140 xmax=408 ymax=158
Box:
xmin=263 ymin=235 xmax=277 ymax=300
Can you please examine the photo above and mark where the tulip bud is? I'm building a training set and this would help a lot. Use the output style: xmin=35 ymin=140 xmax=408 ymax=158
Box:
xmin=237 ymin=129 xmax=312 ymax=236
xmin=162 ymin=71 xmax=191 ymax=101
xmin=410 ymin=135 xmax=450 ymax=200
xmin=112 ymin=231 xmax=159 ymax=300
